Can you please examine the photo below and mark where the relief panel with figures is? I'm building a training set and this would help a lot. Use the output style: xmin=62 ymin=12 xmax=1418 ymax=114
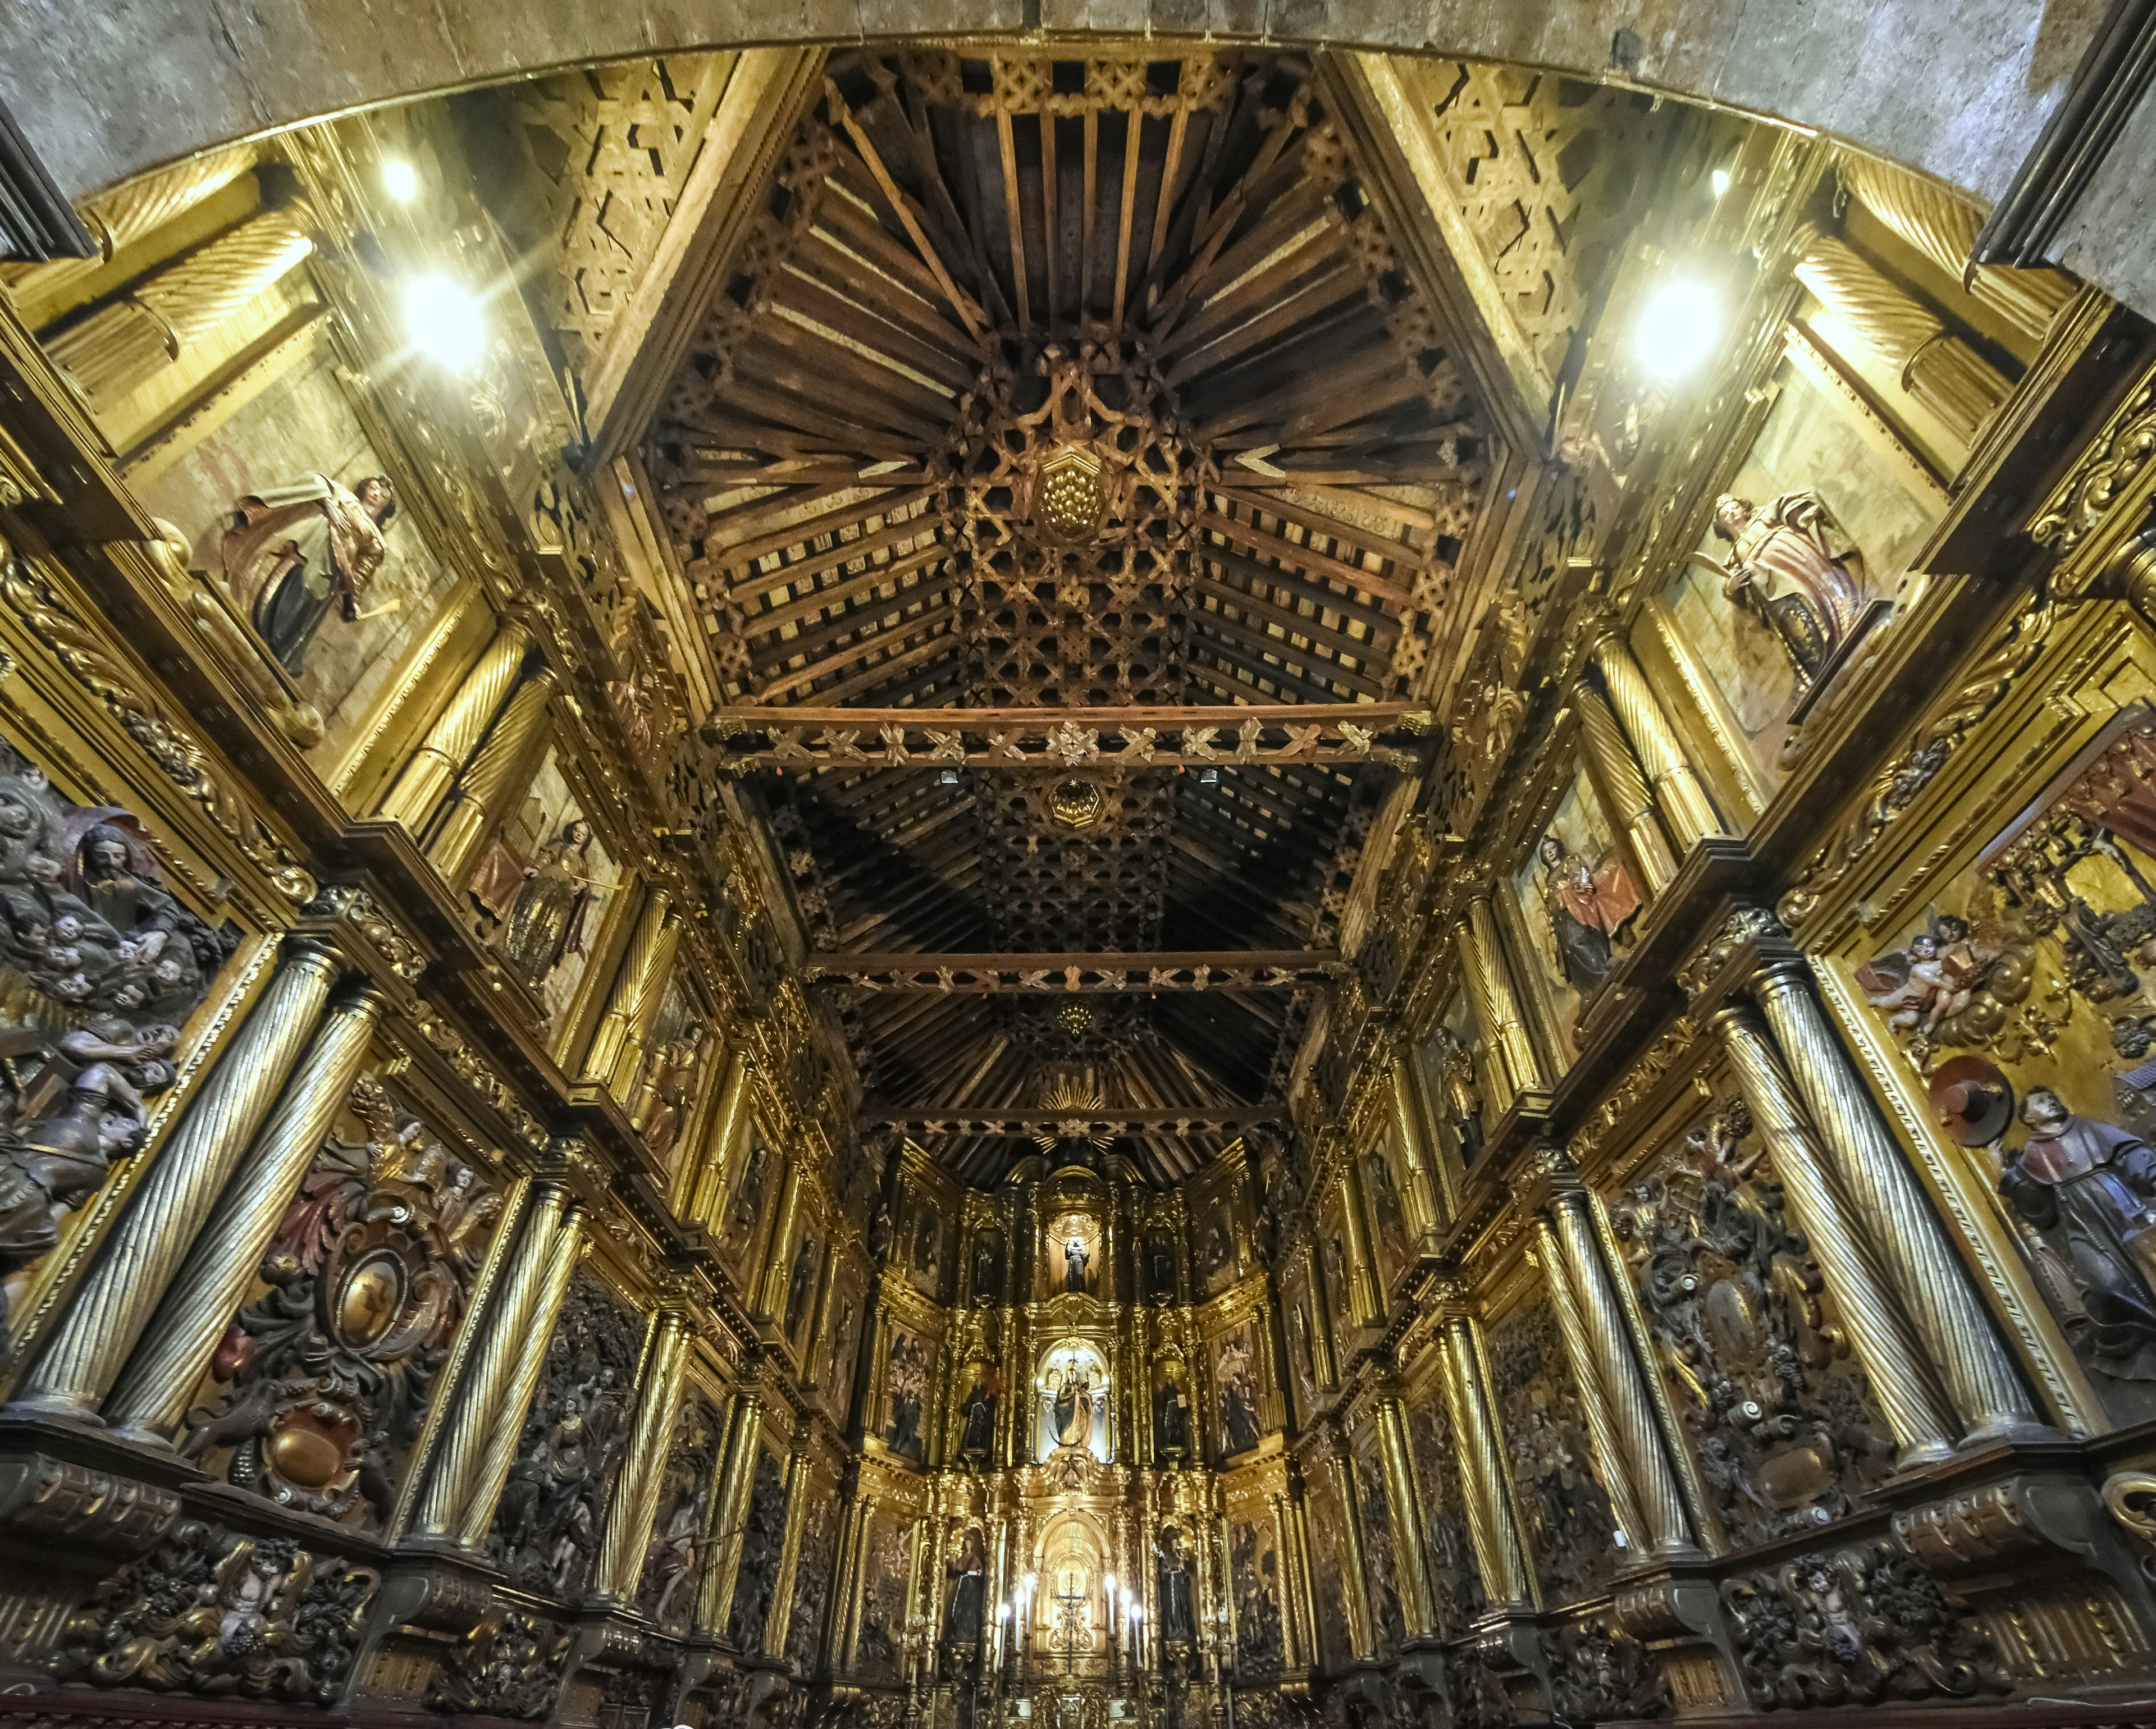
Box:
xmin=1229 ymin=1502 xmax=1286 ymax=1672
xmin=725 ymin=1443 xmax=789 ymax=1652
xmin=625 ymin=975 xmax=709 ymax=1178
xmin=465 ymin=745 xmax=623 ymax=1042
xmin=852 ymin=1506 xmax=915 ymax=1681
xmin=180 ymin=1076 xmax=504 ymax=1529
xmin=780 ymin=1203 xmax=823 ymax=1353
xmin=1488 ymin=1298 xmax=1620 ymax=1602
xmin=785 ymin=1463 xmax=841 ymax=1669
xmin=0 ymin=746 xmax=241 ymax=1361
xmin=636 ymin=1389 xmax=723 ymax=1635
xmin=1303 ymin=1462 xmax=1352 ymax=1667
xmin=1607 ymin=1095 xmax=1894 ymax=1548
xmin=487 ymin=1269 xmax=645 ymax=1598
xmin=1281 ymin=1259 xmax=1321 ymax=1419
xmin=720 ymin=1138 xmax=775 ymax=1285
xmin=1363 ymin=1137 xmax=1414 ymax=1295
xmin=1213 ymin=1320 xmax=1263 ymax=1460
xmin=820 ymin=1250 xmax=866 ymax=1416
xmin=1846 ymin=707 xmax=2156 ymax=1422
xmin=1406 ymin=1390 xmax=1482 ymax=1636
xmin=133 ymin=345 xmax=459 ymax=772
xmin=1511 ymin=765 xmax=1641 ymax=1059
xmin=883 ymin=1325 xmax=930 ymax=1462
xmin=1659 ymin=352 xmax=1941 ymax=784
xmin=1354 ymin=1440 xmax=1405 ymax=1655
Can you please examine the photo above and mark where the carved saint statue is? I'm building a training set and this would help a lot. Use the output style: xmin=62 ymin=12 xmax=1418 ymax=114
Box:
xmin=944 ymin=1526 xmax=987 ymax=1645
xmin=784 ymin=1235 xmax=817 ymax=1340
xmin=632 ymin=1032 xmax=702 ymax=1166
xmin=960 ymin=1372 xmax=996 ymax=1457
xmin=1049 ymin=1362 xmax=1094 ymax=1448
xmin=1063 ymin=1234 xmax=1089 ymax=1293
xmin=1706 ymin=491 xmax=1867 ymax=681
xmin=498 ymin=820 xmax=595 ymax=986
xmin=1157 ymin=1525 xmax=1195 ymax=1642
xmin=973 ymin=1237 xmax=999 ymax=1303
xmin=1153 ymin=1374 xmax=1190 ymax=1457
xmin=1997 ymin=1086 xmax=2156 ymax=1380
xmin=1431 ymin=1026 xmax=1486 ymax=1163
xmin=1535 ymin=833 xmax=1639 ymax=995
xmin=221 ymin=474 xmax=398 ymax=675
xmin=1147 ymin=1233 xmax=1177 ymax=1299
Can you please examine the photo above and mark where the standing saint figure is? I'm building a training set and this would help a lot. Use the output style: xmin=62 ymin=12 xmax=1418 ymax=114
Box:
xmin=944 ymin=1527 xmax=987 ymax=1645
xmin=784 ymin=1234 xmax=817 ymax=1339
xmin=502 ymin=820 xmax=595 ymax=985
xmin=1536 ymin=833 xmax=1639 ymax=996
xmin=1707 ymin=491 xmax=1867 ymax=680
xmin=1050 ymin=1362 xmax=1094 ymax=1448
xmin=1997 ymin=1086 xmax=2156 ymax=1380
xmin=1153 ymin=1373 xmax=1190 ymax=1457
xmin=221 ymin=474 xmax=398 ymax=675
xmin=1063 ymin=1233 xmax=1089 ymax=1293
xmin=959 ymin=1372 xmax=996 ymax=1458
xmin=1157 ymin=1526 xmax=1195 ymax=1643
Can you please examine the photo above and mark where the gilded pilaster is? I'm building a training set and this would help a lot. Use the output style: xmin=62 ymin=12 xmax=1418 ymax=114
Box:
xmin=593 ymin=1307 xmax=689 ymax=1604
xmin=103 ymin=986 xmax=385 ymax=1441
xmin=1575 ymin=678 xmax=1677 ymax=894
xmin=424 ymin=664 xmax=560 ymax=880
xmin=1711 ymin=1001 xmax=1956 ymax=1462
xmin=1532 ymin=1215 xmax=1650 ymax=1555
xmin=373 ymin=616 xmax=536 ymax=833
xmin=1589 ymin=632 xmax=1725 ymax=854
xmin=1751 ymin=961 xmax=2039 ymax=1440
xmin=1439 ymin=1305 xmax=1532 ymax=1607
xmin=402 ymin=1180 xmax=573 ymax=1543
xmin=1459 ymin=892 xmax=1543 ymax=1106
xmin=9 ymin=939 xmax=340 ymax=1419
xmin=584 ymin=887 xmax=677 ymax=1090
xmin=701 ymin=1388 xmax=764 ymax=1636
xmin=454 ymin=1204 xmax=586 ymax=1548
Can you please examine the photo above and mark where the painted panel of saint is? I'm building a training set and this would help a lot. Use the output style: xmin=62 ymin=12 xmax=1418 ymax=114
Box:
xmin=1230 ymin=1508 xmax=1285 ymax=1671
xmin=1661 ymin=356 xmax=1940 ymax=783
xmin=1418 ymin=989 xmax=1491 ymax=1170
xmin=1200 ymin=1200 xmax=1237 ymax=1296
xmin=909 ymin=1203 xmax=944 ymax=1299
xmin=727 ymin=1444 xmax=791 ymax=1650
xmin=1407 ymin=1392 xmax=1483 ymax=1637
xmin=884 ymin=1329 xmax=928 ymax=1461
xmin=1488 ymin=1300 xmax=1620 ymax=1604
xmin=1213 ymin=1323 xmax=1263 ymax=1458
xmin=1513 ymin=768 xmax=1639 ymax=1053
xmin=133 ymin=344 xmax=464 ymax=775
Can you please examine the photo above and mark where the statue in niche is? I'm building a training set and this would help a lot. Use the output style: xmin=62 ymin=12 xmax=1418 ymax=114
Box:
xmin=1535 ymin=832 xmax=1639 ymax=995
xmin=1063 ymin=1232 xmax=1089 ymax=1293
xmin=1429 ymin=1027 xmax=1486 ymax=1163
xmin=1997 ymin=1085 xmax=2156 ymax=1380
xmin=973 ymin=1236 xmax=1001 ymax=1303
xmin=1156 ymin=1525 xmax=1195 ymax=1643
xmin=727 ymin=1143 xmax=769 ymax=1251
xmin=1153 ymin=1370 xmax=1190 ymax=1458
xmin=884 ymin=1332 xmax=926 ymax=1460
xmin=944 ymin=1526 xmax=987 ymax=1646
xmin=1367 ymin=1150 xmax=1412 ymax=1268
xmin=1146 ymin=1233 xmax=1177 ymax=1299
xmin=958 ymin=1369 xmax=997 ymax=1458
xmin=632 ymin=1031 xmax=703 ymax=1167
xmin=1048 ymin=1360 xmax=1094 ymax=1448
xmin=499 ymin=820 xmax=595 ymax=985
xmin=221 ymin=474 xmax=398 ymax=675
xmin=1705 ymin=491 xmax=1867 ymax=683
xmin=784 ymin=1235 xmax=817 ymax=1341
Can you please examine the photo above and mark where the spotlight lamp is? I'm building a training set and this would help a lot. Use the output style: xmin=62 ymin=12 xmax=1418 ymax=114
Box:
xmin=381 ymin=158 xmax=421 ymax=202
xmin=1711 ymin=165 xmax=1732 ymax=199
xmin=1632 ymin=278 xmax=1721 ymax=382
xmin=401 ymin=271 xmax=486 ymax=373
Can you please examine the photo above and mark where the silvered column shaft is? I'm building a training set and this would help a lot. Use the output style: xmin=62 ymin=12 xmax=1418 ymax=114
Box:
xmin=583 ymin=888 xmax=675 ymax=1088
xmin=1458 ymin=894 xmax=1542 ymax=1106
xmin=1533 ymin=1217 xmax=1650 ymax=1554
xmin=404 ymin=1182 xmax=570 ymax=1541
xmin=1546 ymin=1196 xmax=1696 ymax=1553
xmin=104 ymin=987 xmax=384 ymax=1441
xmin=1575 ymin=680 xmax=1677 ymax=894
xmin=1753 ymin=964 xmax=2038 ymax=1438
xmin=425 ymin=665 xmax=560 ymax=880
xmin=375 ymin=619 xmax=536 ymax=833
xmin=701 ymin=1389 xmax=765 ymax=1634
xmin=595 ymin=1310 xmax=689 ymax=1603
xmin=10 ymin=941 xmax=339 ymax=1418
xmin=456 ymin=1206 xmax=586 ymax=1548
xmin=1713 ymin=1003 xmax=1956 ymax=1462
xmin=1590 ymin=634 xmax=1725 ymax=854
xmin=1440 ymin=1312 xmax=1532 ymax=1607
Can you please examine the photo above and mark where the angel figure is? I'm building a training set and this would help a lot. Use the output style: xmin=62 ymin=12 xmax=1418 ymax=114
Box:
xmin=1534 ymin=833 xmax=1639 ymax=995
xmin=1857 ymin=912 xmax=1997 ymax=1038
xmin=1702 ymin=491 xmax=1868 ymax=682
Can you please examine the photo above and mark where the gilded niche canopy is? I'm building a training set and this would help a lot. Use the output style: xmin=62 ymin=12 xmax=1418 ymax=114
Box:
xmin=642 ymin=49 xmax=1502 ymax=1179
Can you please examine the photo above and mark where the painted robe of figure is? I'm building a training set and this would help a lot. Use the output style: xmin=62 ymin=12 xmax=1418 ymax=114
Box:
xmin=1537 ymin=833 xmax=1639 ymax=994
xmin=221 ymin=475 xmax=396 ymax=675
xmin=1710 ymin=491 xmax=1867 ymax=678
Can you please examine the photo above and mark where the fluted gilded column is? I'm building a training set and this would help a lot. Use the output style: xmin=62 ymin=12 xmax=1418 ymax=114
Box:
xmin=689 ymin=1046 xmax=753 ymax=1229
xmin=10 ymin=939 xmax=340 ymax=1419
xmin=595 ymin=1308 xmax=690 ymax=1603
xmin=8 ymin=144 xmax=257 ymax=307
xmin=1838 ymin=153 xmax=2076 ymax=341
xmin=584 ymin=888 xmax=677 ymax=1090
xmin=1797 ymin=235 xmax=2009 ymax=445
xmin=1589 ymin=633 xmax=1724 ymax=854
xmin=424 ymin=665 xmax=560 ymax=880
xmin=456 ymin=1204 xmax=586 ymax=1548
xmin=1532 ymin=1215 xmax=1650 ymax=1555
xmin=48 ymin=204 xmax=315 ymax=413
xmin=104 ymin=986 xmax=384 ymax=1441
xmin=1712 ymin=1003 xmax=1956 ymax=1463
xmin=374 ymin=618 xmax=537 ymax=833
xmin=1752 ymin=962 xmax=2039 ymax=1440
xmin=1373 ymin=1398 xmax=1437 ymax=1637
xmin=764 ymin=1437 xmax=816 ymax=1657
xmin=1543 ymin=1183 xmax=1695 ymax=1554
xmin=1266 ymin=1490 xmax=1305 ymax=1667
xmin=1388 ymin=1059 xmax=1444 ymax=1240
xmin=701 ymin=1388 xmax=765 ymax=1636
xmin=758 ymin=1160 xmax=804 ymax=1322
xmin=1575 ymin=679 xmax=1677 ymax=894
xmin=1458 ymin=893 xmax=1543 ymax=1109
xmin=1322 ymin=1442 xmax=1376 ymax=1657
xmin=1438 ymin=1304 xmax=1532 ymax=1607
xmin=1337 ymin=1163 xmax=1383 ymax=1325
xmin=402 ymin=1181 xmax=573 ymax=1542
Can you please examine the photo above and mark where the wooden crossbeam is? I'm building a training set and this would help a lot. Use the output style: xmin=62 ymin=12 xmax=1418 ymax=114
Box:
xmin=867 ymin=1108 xmax=1283 ymax=1131
xmin=807 ymin=950 xmax=1337 ymax=991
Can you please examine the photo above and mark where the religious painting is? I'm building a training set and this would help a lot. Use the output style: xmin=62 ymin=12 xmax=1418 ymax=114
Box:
xmin=1230 ymin=1507 xmax=1285 ymax=1671
xmin=783 ymin=1221 xmax=823 ymax=1348
xmin=625 ymin=977 xmax=707 ymax=1178
xmin=1213 ymin=1321 xmax=1263 ymax=1459
xmin=1608 ymin=1093 xmax=1894 ymax=1547
xmin=1407 ymin=1390 xmax=1483 ymax=1636
xmin=1036 ymin=1338 xmax=1110 ymax=1461
xmin=1838 ymin=708 xmax=2156 ymax=1425
xmin=908 ymin=1201 xmax=944 ymax=1300
xmin=465 ymin=745 xmax=622 ymax=1041
xmin=179 ymin=1077 xmax=505 ymax=1533
xmin=636 ymin=1390 xmax=723 ymax=1635
xmin=884 ymin=1327 xmax=929 ymax=1461
xmin=1512 ymin=766 xmax=1639 ymax=1053
xmin=1417 ymin=989 xmax=1490 ymax=1170
xmin=1488 ymin=1301 xmax=1620 ymax=1603
xmin=853 ymin=1510 xmax=913 ymax=1681
xmin=133 ymin=345 xmax=465 ymax=775
xmin=725 ymin=1443 xmax=789 ymax=1652
xmin=1662 ymin=354 xmax=1941 ymax=780
xmin=785 ymin=1470 xmax=840 ymax=1668
xmin=1356 ymin=1440 xmax=1405 ymax=1655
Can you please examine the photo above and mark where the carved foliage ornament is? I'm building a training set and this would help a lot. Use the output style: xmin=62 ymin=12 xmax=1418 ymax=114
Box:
xmin=427 ymin=1610 xmax=568 ymax=1719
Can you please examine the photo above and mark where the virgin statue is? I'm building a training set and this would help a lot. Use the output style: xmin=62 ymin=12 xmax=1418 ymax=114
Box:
xmin=1050 ymin=1363 xmax=1094 ymax=1448
xmin=1707 ymin=491 xmax=1867 ymax=680
xmin=220 ymin=474 xmax=398 ymax=676
xmin=502 ymin=820 xmax=595 ymax=984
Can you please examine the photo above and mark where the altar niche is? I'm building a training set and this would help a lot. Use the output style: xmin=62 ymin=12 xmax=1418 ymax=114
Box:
xmin=1036 ymin=1338 xmax=1113 ymax=1463
xmin=1030 ymin=1512 xmax=1112 ymax=1666
xmin=1045 ymin=1210 xmax=1105 ymax=1300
